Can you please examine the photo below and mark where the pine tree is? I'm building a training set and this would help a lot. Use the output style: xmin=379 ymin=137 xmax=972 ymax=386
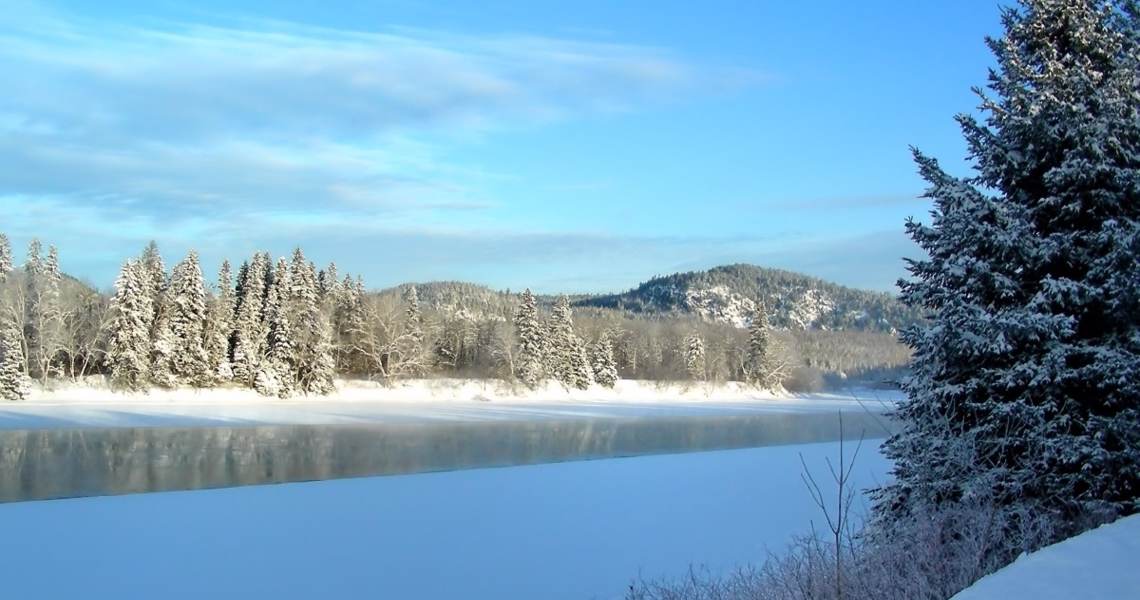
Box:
xmin=0 ymin=317 xmax=30 ymax=401
xmin=569 ymin=335 xmax=595 ymax=389
xmin=106 ymin=260 xmax=152 ymax=392
xmin=149 ymin=305 xmax=177 ymax=389
xmin=20 ymin=241 xmax=63 ymax=380
xmin=387 ymin=284 xmax=426 ymax=378
xmin=513 ymin=289 xmax=546 ymax=387
xmin=404 ymin=285 xmax=424 ymax=345
xmin=591 ymin=332 xmax=619 ymax=388
xmin=231 ymin=253 xmax=270 ymax=385
xmin=685 ymin=332 xmax=706 ymax=381
xmin=288 ymin=249 xmax=335 ymax=395
xmin=332 ymin=274 xmax=369 ymax=374
xmin=548 ymin=295 xmax=591 ymax=389
xmin=166 ymin=251 xmax=210 ymax=385
xmin=139 ymin=241 xmax=166 ymax=317
xmin=258 ymin=257 xmax=295 ymax=397
xmin=205 ymin=260 xmax=235 ymax=383
xmin=877 ymin=0 xmax=1140 ymax=532
xmin=745 ymin=303 xmax=775 ymax=388
xmin=0 ymin=233 xmax=11 ymax=284
xmin=22 ymin=239 xmax=43 ymax=379
xmin=318 ymin=262 xmax=339 ymax=300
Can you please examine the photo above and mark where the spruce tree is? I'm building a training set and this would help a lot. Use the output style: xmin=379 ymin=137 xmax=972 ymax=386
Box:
xmin=206 ymin=260 xmax=236 ymax=382
xmin=332 ymin=274 xmax=369 ymax=374
xmin=513 ymin=289 xmax=545 ymax=387
xmin=569 ymin=336 xmax=595 ymax=390
xmin=0 ymin=233 xmax=11 ymax=284
xmin=548 ymin=295 xmax=591 ymax=389
xmin=107 ymin=260 xmax=152 ymax=392
xmin=745 ymin=303 xmax=775 ymax=388
xmin=258 ymin=257 xmax=295 ymax=397
xmin=878 ymin=0 xmax=1140 ymax=532
xmin=149 ymin=304 xmax=177 ymax=388
xmin=136 ymin=242 xmax=176 ymax=387
xmin=685 ymin=333 xmax=706 ymax=381
xmin=22 ymin=239 xmax=43 ymax=379
xmin=0 ymin=317 xmax=30 ymax=401
xmin=288 ymin=249 xmax=335 ymax=395
xmin=318 ymin=262 xmax=339 ymax=301
xmin=404 ymin=285 xmax=424 ymax=345
xmin=166 ymin=251 xmax=210 ymax=385
xmin=139 ymin=241 xmax=166 ymax=317
xmin=591 ymin=332 xmax=619 ymax=388
xmin=20 ymin=241 xmax=63 ymax=380
xmin=231 ymin=253 xmax=270 ymax=385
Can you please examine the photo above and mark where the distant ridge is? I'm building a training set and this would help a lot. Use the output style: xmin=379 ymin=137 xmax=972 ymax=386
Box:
xmin=576 ymin=264 xmax=918 ymax=333
xmin=379 ymin=264 xmax=919 ymax=333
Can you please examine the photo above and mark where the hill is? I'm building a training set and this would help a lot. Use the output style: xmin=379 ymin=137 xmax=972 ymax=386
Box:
xmin=378 ymin=264 xmax=919 ymax=334
xmin=574 ymin=264 xmax=919 ymax=333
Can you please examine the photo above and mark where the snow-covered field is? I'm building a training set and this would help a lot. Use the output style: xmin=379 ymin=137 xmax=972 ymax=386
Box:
xmin=0 ymin=440 xmax=890 ymax=600
xmin=952 ymin=514 xmax=1140 ymax=599
xmin=0 ymin=378 xmax=900 ymax=429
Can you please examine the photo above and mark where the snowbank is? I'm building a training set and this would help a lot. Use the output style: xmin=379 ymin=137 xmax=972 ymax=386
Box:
xmin=952 ymin=514 xmax=1140 ymax=600
xmin=21 ymin=377 xmax=897 ymax=405
xmin=0 ymin=377 xmax=899 ymax=429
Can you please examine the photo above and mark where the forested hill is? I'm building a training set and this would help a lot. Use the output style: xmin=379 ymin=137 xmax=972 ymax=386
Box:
xmin=574 ymin=264 xmax=920 ymax=333
xmin=380 ymin=264 xmax=919 ymax=334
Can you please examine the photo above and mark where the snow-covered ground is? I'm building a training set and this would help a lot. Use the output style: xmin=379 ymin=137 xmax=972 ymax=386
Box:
xmin=0 ymin=440 xmax=890 ymax=600
xmin=0 ymin=378 xmax=900 ymax=429
xmin=952 ymin=514 xmax=1140 ymax=600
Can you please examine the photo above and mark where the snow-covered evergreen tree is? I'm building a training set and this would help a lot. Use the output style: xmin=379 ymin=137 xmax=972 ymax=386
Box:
xmin=0 ymin=233 xmax=11 ymax=284
xmin=685 ymin=333 xmax=706 ymax=381
xmin=318 ymin=262 xmax=339 ymax=301
xmin=0 ymin=317 xmax=30 ymax=401
xmin=258 ymin=257 xmax=295 ymax=397
xmin=139 ymin=241 xmax=166 ymax=317
xmin=745 ymin=303 xmax=775 ymax=388
xmin=877 ymin=0 xmax=1140 ymax=532
xmin=148 ymin=308 xmax=177 ymax=388
xmin=513 ymin=289 xmax=545 ymax=387
xmin=166 ymin=251 xmax=210 ymax=385
xmin=21 ymin=241 xmax=63 ymax=380
xmin=205 ymin=260 xmax=235 ymax=383
xmin=106 ymin=260 xmax=152 ymax=392
xmin=569 ymin=337 xmax=594 ymax=389
xmin=591 ymin=332 xmax=618 ymax=388
xmin=23 ymin=239 xmax=42 ymax=276
xmin=288 ymin=249 xmax=335 ymax=395
xmin=231 ymin=253 xmax=270 ymax=385
xmin=404 ymin=285 xmax=424 ymax=345
xmin=22 ymin=239 xmax=43 ymax=378
xmin=547 ymin=295 xmax=591 ymax=389
xmin=332 ymin=274 xmax=368 ymax=374
xmin=135 ymin=242 xmax=176 ymax=387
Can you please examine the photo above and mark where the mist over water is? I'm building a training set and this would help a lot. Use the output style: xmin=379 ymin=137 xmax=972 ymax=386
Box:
xmin=0 ymin=411 xmax=890 ymax=502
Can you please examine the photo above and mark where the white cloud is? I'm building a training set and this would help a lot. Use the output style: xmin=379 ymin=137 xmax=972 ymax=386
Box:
xmin=0 ymin=8 xmax=721 ymax=221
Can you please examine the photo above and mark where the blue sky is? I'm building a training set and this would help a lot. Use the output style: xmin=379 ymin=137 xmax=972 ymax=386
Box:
xmin=1 ymin=0 xmax=1003 ymax=293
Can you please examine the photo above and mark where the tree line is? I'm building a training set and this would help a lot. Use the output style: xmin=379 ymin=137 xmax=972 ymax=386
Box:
xmin=0 ymin=236 xmax=818 ymax=399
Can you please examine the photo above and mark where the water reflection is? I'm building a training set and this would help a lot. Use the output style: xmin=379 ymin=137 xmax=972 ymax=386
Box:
xmin=0 ymin=411 xmax=890 ymax=503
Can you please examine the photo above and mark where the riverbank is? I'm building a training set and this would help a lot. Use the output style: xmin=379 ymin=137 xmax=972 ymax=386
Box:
xmin=0 ymin=378 xmax=900 ymax=429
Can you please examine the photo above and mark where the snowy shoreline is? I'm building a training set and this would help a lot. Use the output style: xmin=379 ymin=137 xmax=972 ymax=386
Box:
xmin=20 ymin=377 xmax=899 ymax=405
xmin=0 ymin=378 xmax=900 ymax=429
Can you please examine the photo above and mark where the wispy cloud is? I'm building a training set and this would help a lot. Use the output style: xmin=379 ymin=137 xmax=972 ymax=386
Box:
xmin=0 ymin=6 xmax=728 ymax=222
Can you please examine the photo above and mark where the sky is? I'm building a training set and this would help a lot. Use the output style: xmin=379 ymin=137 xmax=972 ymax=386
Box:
xmin=1 ymin=0 xmax=1005 ymax=293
